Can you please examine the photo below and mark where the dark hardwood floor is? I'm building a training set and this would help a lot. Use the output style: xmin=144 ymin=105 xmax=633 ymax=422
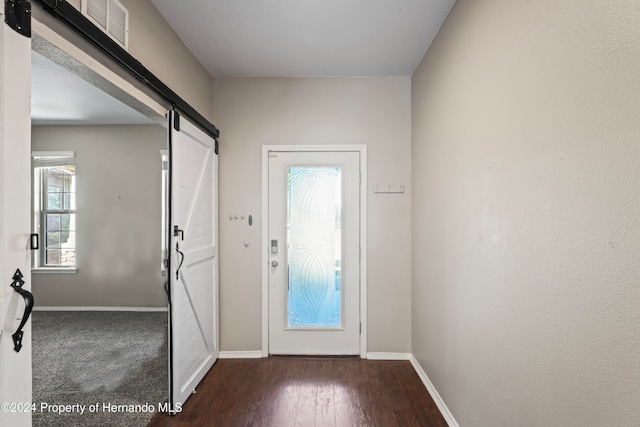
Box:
xmin=149 ymin=356 xmax=447 ymax=427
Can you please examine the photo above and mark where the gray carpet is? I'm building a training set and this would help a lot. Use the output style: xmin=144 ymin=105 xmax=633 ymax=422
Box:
xmin=32 ymin=311 xmax=168 ymax=427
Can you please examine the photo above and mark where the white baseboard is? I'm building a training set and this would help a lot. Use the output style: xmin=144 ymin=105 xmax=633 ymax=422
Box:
xmin=367 ymin=352 xmax=412 ymax=360
xmin=218 ymin=351 xmax=409 ymax=360
xmin=410 ymin=355 xmax=459 ymax=427
xmin=219 ymin=351 xmax=263 ymax=359
xmin=33 ymin=306 xmax=168 ymax=312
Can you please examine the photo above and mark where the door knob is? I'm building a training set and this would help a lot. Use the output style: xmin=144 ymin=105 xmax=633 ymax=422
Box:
xmin=271 ymin=261 xmax=278 ymax=267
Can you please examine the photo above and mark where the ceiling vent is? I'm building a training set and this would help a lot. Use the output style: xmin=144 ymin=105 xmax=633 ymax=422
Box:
xmin=81 ymin=0 xmax=129 ymax=50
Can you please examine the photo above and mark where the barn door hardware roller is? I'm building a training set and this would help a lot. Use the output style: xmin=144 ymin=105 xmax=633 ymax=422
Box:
xmin=10 ymin=269 xmax=34 ymax=353
xmin=5 ymin=0 xmax=32 ymax=38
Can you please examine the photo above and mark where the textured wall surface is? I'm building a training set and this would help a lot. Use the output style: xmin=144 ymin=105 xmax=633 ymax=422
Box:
xmin=411 ymin=0 xmax=640 ymax=425
xmin=32 ymin=125 xmax=168 ymax=307
xmin=212 ymin=77 xmax=412 ymax=353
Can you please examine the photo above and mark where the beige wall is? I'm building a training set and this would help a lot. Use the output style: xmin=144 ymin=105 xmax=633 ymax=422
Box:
xmin=65 ymin=0 xmax=212 ymax=119
xmin=212 ymin=77 xmax=412 ymax=353
xmin=32 ymin=125 xmax=167 ymax=307
xmin=411 ymin=0 xmax=640 ymax=426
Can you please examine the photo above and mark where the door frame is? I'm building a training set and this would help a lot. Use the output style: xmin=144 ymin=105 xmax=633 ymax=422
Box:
xmin=2 ymin=2 xmax=218 ymax=423
xmin=261 ymin=145 xmax=367 ymax=358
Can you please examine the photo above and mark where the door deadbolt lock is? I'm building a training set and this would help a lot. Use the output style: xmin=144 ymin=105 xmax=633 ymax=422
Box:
xmin=271 ymin=261 xmax=278 ymax=268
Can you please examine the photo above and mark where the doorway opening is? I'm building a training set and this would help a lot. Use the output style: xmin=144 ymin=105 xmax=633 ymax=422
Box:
xmin=30 ymin=37 xmax=169 ymax=427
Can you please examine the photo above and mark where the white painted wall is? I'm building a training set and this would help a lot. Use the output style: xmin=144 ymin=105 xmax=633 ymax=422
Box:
xmin=31 ymin=125 xmax=167 ymax=307
xmin=212 ymin=77 xmax=412 ymax=353
xmin=411 ymin=0 xmax=640 ymax=425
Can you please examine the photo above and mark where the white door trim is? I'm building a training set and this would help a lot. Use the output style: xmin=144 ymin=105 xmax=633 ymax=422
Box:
xmin=261 ymin=145 xmax=367 ymax=358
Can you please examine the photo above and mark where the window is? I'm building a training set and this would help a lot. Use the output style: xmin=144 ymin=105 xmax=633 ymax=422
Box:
xmin=32 ymin=152 xmax=76 ymax=269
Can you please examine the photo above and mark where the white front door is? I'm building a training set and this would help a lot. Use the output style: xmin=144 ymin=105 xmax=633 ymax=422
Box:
xmin=268 ymin=150 xmax=361 ymax=355
xmin=169 ymin=111 xmax=218 ymax=410
xmin=0 ymin=8 xmax=33 ymax=427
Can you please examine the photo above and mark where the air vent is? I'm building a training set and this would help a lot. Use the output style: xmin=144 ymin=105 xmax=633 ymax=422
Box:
xmin=82 ymin=0 xmax=129 ymax=50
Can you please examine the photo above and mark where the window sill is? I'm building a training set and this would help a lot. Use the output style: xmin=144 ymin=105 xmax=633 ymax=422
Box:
xmin=32 ymin=268 xmax=78 ymax=274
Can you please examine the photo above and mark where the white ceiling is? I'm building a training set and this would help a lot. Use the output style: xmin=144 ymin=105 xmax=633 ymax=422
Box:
xmin=31 ymin=51 xmax=156 ymax=125
xmin=151 ymin=0 xmax=456 ymax=77
xmin=31 ymin=1 xmax=455 ymax=124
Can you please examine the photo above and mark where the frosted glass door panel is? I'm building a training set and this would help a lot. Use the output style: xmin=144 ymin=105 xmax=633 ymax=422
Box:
xmin=287 ymin=167 xmax=342 ymax=328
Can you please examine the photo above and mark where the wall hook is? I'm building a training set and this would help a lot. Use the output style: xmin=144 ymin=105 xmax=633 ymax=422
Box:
xmin=374 ymin=184 xmax=405 ymax=194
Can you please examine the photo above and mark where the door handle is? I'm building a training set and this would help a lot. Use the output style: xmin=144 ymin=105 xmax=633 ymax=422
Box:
xmin=30 ymin=233 xmax=39 ymax=250
xmin=175 ymin=242 xmax=185 ymax=280
xmin=174 ymin=226 xmax=184 ymax=241
xmin=10 ymin=269 xmax=34 ymax=353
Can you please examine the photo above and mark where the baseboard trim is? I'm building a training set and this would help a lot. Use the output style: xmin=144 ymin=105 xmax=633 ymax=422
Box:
xmin=367 ymin=352 xmax=412 ymax=360
xmin=410 ymin=355 xmax=459 ymax=427
xmin=219 ymin=351 xmax=263 ymax=359
xmin=33 ymin=306 xmax=168 ymax=312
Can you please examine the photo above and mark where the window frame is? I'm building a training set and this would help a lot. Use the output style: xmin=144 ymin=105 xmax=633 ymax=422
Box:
xmin=32 ymin=151 xmax=78 ymax=272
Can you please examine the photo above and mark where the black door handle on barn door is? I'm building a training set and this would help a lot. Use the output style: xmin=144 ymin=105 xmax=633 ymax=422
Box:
xmin=10 ymin=269 xmax=34 ymax=353
xmin=174 ymin=226 xmax=184 ymax=241
xmin=174 ymin=226 xmax=185 ymax=279
xmin=30 ymin=233 xmax=39 ymax=250
xmin=175 ymin=243 xmax=185 ymax=280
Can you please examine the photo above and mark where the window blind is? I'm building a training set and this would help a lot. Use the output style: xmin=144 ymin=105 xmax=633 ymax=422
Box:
xmin=32 ymin=151 xmax=75 ymax=168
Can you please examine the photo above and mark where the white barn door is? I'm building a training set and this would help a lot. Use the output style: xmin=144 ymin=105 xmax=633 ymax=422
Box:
xmin=0 ymin=7 xmax=33 ymax=427
xmin=169 ymin=111 xmax=218 ymax=410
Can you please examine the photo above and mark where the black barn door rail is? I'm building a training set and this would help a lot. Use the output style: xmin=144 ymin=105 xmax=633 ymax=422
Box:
xmin=31 ymin=0 xmax=220 ymax=141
